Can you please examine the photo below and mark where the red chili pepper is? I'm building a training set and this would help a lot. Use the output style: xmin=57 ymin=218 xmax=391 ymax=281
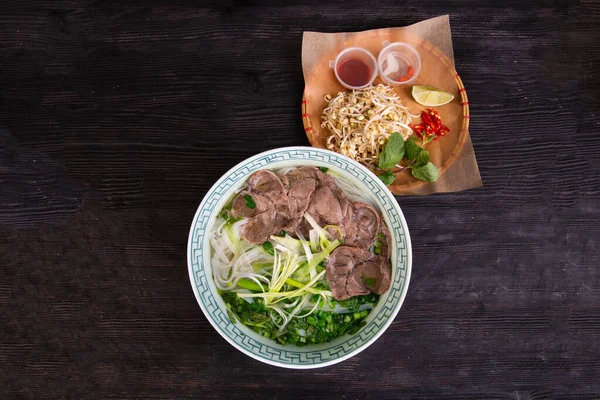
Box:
xmin=407 ymin=66 xmax=414 ymax=77
xmin=411 ymin=109 xmax=450 ymax=142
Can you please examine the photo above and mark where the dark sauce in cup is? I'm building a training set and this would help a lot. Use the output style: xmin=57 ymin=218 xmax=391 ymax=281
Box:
xmin=336 ymin=58 xmax=372 ymax=87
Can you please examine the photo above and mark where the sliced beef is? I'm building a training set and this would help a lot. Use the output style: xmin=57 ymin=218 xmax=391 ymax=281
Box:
xmin=327 ymin=246 xmax=370 ymax=300
xmin=240 ymin=209 xmax=277 ymax=244
xmin=345 ymin=270 xmax=370 ymax=298
xmin=302 ymin=185 xmax=352 ymax=236
xmin=247 ymin=170 xmax=287 ymax=198
xmin=346 ymin=202 xmax=380 ymax=249
xmin=308 ymin=186 xmax=344 ymax=224
xmin=341 ymin=205 xmax=356 ymax=242
xmin=352 ymin=255 xmax=392 ymax=295
xmin=278 ymin=173 xmax=290 ymax=190
xmin=327 ymin=245 xmax=392 ymax=300
xmin=377 ymin=223 xmax=392 ymax=258
xmin=244 ymin=169 xmax=301 ymax=234
xmin=285 ymin=167 xmax=318 ymax=220
xmin=230 ymin=191 xmax=272 ymax=219
xmin=311 ymin=169 xmax=354 ymax=237
xmin=315 ymin=169 xmax=345 ymax=197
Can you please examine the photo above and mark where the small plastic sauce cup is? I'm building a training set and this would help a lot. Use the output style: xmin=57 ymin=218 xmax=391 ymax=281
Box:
xmin=329 ymin=47 xmax=378 ymax=90
xmin=377 ymin=41 xmax=422 ymax=85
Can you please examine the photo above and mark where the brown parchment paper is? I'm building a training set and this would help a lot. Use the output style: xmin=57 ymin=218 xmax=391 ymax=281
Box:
xmin=301 ymin=15 xmax=482 ymax=195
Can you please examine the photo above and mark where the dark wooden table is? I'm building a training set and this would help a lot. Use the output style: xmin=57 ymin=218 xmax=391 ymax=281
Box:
xmin=1 ymin=1 xmax=599 ymax=399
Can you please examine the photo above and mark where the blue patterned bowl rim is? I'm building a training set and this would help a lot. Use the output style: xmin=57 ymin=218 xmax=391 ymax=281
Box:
xmin=187 ymin=146 xmax=412 ymax=369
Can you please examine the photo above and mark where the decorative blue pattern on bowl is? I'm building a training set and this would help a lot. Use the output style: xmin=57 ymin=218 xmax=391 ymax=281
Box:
xmin=187 ymin=147 xmax=412 ymax=369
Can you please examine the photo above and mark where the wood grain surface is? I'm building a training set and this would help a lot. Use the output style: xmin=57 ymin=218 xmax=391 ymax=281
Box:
xmin=1 ymin=1 xmax=599 ymax=399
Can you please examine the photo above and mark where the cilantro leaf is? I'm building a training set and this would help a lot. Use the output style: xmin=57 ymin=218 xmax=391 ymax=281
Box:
xmin=378 ymin=132 xmax=405 ymax=169
xmin=377 ymin=171 xmax=396 ymax=186
xmin=319 ymin=167 xmax=329 ymax=173
xmin=411 ymin=162 xmax=439 ymax=182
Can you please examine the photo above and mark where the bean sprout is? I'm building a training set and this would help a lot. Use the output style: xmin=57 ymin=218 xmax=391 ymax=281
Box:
xmin=321 ymin=84 xmax=417 ymax=170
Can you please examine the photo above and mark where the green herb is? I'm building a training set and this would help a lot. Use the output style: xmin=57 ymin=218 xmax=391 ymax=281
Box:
xmin=319 ymin=167 xmax=329 ymax=173
xmin=262 ymin=241 xmax=274 ymax=255
xmin=377 ymin=171 xmax=396 ymax=186
xmin=373 ymin=240 xmax=382 ymax=255
xmin=219 ymin=210 xmax=231 ymax=222
xmin=338 ymin=293 xmax=379 ymax=312
xmin=362 ymin=273 xmax=376 ymax=287
xmin=378 ymin=233 xmax=384 ymax=240
xmin=221 ymin=291 xmax=378 ymax=346
xmin=378 ymin=132 xmax=405 ymax=169
xmin=377 ymin=134 xmax=440 ymax=184
xmin=404 ymin=140 xmax=423 ymax=160
xmin=413 ymin=150 xmax=430 ymax=168
xmin=226 ymin=309 xmax=237 ymax=323
xmin=411 ymin=162 xmax=440 ymax=182
xmin=244 ymin=194 xmax=256 ymax=209
xmin=219 ymin=209 xmax=241 ymax=223
xmin=279 ymin=230 xmax=286 ymax=237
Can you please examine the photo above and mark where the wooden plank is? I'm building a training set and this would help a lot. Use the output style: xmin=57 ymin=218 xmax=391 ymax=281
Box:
xmin=0 ymin=1 xmax=599 ymax=398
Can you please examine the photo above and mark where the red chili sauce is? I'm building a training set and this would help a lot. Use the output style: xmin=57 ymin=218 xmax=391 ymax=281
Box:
xmin=336 ymin=58 xmax=372 ymax=87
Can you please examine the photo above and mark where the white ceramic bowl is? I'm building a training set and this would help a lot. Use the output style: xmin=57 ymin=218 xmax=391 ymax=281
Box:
xmin=187 ymin=147 xmax=412 ymax=369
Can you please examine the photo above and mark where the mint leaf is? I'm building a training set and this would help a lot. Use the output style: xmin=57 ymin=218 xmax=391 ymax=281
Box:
xmin=411 ymin=162 xmax=439 ymax=182
xmin=378 ymin=132 xmax=405 ymax=169
xmin=413 ymin=150 xmax=430 ymax=167
xmin=377 ymin=171 xmax=396 ymax=186
xmin=404 ymin=140 xmax=422 ymax=161
xmin=244 ymin=194 xmax=256 ymax=209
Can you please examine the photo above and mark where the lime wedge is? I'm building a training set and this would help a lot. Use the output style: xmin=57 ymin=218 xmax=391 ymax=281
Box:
xmin=412 ymin=85 xmax=455 ymax=107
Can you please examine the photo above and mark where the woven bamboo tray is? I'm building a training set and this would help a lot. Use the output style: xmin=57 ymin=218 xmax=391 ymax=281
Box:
xmin=302 ymin=35 xmax=470 ymax=195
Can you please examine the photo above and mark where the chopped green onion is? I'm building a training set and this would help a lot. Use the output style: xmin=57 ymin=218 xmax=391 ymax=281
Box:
xmin=244 ymin=194 xmax=256 ymax=209
xmin=262 ymin=241 xmax=274 ymax=255
xmin=373 ymin=240 xmax=382 ymax=255
xmin=237 ymin=278 xmax=265 ymax=292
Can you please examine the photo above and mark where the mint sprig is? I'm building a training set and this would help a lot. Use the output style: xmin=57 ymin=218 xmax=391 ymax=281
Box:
xmin=377 ymin=171 xmax=396 ymax=186
xmin=376 ymin=133 xmax=440 ymax=186
xmin=378 ymin=132 xmax=405 ymax=169
xmin=411 ymin=162 xmax=439 ymax=182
